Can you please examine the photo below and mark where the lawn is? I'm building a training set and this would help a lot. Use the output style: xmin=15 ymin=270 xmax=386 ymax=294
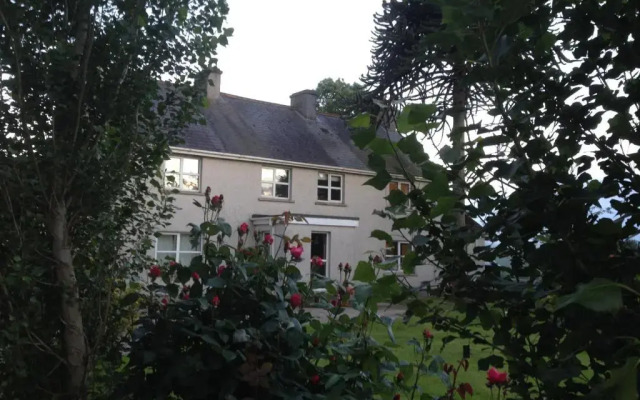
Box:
xmin=370 ymin=319 xmax=497 ymax=400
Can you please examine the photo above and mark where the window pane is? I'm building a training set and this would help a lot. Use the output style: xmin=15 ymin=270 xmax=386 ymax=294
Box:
xmin=275 ymin=169 xmax=289 ymax=183
xmin=179 ymin=234 xmax=200 ymax=251
xmin=400 ymin=243 xmax=410 ymax=256
xmin=330 ymin=175 xmax=342 ymax=188
xmin=318 ymin=173 xmax=328 ymax=187
xmin=165 ymin=173 xmax=179 ymax=188
xmin=157 ymin=251 xmax=177 ymax=261
xmin=330 ymin=189 xmax=341 ymax=201
xmin=275 ymin=184 xmax=289 ymax=198
xmin=158 ymin=235 xmax=177 ymax=251
xmin=165 ymin=158 xmax=180 ymax=173
xmin=385 ymin=242 xmax=397 ymax=257
xmin=261 ymin=168 xmax=273 ymax=182
xmin=182 ymin=158 xmax=199 ymax=174
xmin=389 ymin=181 xmax=398 ymax=192
xmin=261 ymin=183 xmax=274 ymax=197
xmin=180 ymin=252 xmax=199 ymax=266
xmin=317 ymin=188 xmax=328 ymax=201
xmin=401 ymin=183 xmax=410 ymax=194
xmin=182 ymin=175 xmax=199 ymax=191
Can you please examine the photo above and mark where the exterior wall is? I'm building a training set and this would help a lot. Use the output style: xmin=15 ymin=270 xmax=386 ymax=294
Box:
xmin=158 ymin=151 xmax=438 ymax=287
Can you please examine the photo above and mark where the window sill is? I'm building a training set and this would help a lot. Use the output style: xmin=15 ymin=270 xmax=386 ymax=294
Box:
xmin=166 ymin=189 xmax=202 ymax=195
xmin=315 ymin=201 xmax=347 ymax=207
xmin=259 ymin=197 xmax=295 ymax=203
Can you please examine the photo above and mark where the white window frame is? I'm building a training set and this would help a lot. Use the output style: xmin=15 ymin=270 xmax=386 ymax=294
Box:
xmin=155 ymin=233 xmax=202 ymax=263
xmin=260 ymin=167 xmax=291 ymax=199
xmin=317 ymin=172 xmax=343 ymax=203
xmin=164 ymin=156 xmax=201 ymax=192
xmin=385 ymin=240 xmax=411 ymax=271
xmin=388 ymin=181 xmax=410 ymax=195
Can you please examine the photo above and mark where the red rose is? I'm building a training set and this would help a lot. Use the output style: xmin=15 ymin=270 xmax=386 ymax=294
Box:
xmin=212 ymin=295 xmax=220 ymax=307
xmin=310 ymin=374 xmax=320 ymax=385
xmin=211 ymin=195 xmax=221 ymax=207
xmin=149 ymin=265 xmax=162 ymax=278
xmin=263 ymin=233 xmax=274 ymax=245
xmin=191 ymin=272 xmax=200 ymax=281
xmin=393 ymin=395 xmax=401 ymax=400
xmin=239 ymin=222 xmax=249 ymax=234
xmin=161 ymin=297 xmax=168 ymax=306
xmin=423 ymin=329 xmax=434 ymax=340
xmin=373 ymin=255 xmax=382 ymax=263
xmin=290 ymin=293 xmax=302 ymax=309
xmin=183 ymin=293 xmax=190 ymax=300
xmin=217 ymin=264 xmax=226 ymax=276
xmin=396 ymin=371 xmax=404 ymax=382
xmin=290 ymin=246 xmax=303 ymax=260
xmin=344 ymin=263 xmax=351 ymax=273
xmin=312 ymin=337 xmax=320 ymax=347
xmin=330 ymin=299 xmax=338 ymax=307
xmin=169 ymin=260 xmax=177 ymax=267
xmin=487 ymin=367 xmax=508 ymax=385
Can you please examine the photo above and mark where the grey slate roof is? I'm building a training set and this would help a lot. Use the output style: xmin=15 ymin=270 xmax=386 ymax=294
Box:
xmin=180 ymin=93 xmax=416 ymax=174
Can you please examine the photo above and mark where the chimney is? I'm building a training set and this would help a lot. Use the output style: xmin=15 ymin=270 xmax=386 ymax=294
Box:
xmin=206 ymin=68 xmax=222 ymax=102
xmin=290 ymin=90 xmax=317 ymax=120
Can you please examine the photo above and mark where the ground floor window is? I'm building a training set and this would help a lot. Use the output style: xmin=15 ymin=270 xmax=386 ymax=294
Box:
xmin=311 ymin=232 xmax=329 ymax=278
xmin=385 ymin=240 xmax=410 ymax=271
xmin=156 ymin=233 xmax=201 ymax=265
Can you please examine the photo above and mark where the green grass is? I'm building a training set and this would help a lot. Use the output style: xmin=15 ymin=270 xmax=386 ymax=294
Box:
xmin=370 ymin=319 xmax=495 ymax=400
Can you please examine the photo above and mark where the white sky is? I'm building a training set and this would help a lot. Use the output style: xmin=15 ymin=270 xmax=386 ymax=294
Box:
xmin=216 ymin=0 xmax=383 ymax=105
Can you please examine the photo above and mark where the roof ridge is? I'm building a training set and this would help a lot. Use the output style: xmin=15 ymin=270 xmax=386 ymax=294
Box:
xmin=220 ymin=92 xmax=292 ymax=109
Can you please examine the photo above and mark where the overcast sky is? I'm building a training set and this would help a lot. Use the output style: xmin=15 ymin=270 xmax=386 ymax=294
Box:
xmin=216 ymin=0 xmax=383 ymax=105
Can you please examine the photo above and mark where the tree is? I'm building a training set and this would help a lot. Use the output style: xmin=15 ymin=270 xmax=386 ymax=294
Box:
xmin=315 ymin=77 xmax=374 ymax=118
xmin=0 ymin=1 xmax=232 ymax=398
xmin=357 ymin=0 xmax=640 ymax=398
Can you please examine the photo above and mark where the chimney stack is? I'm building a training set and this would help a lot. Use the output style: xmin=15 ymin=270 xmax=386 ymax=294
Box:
xmin=290 ymin=90 xmax=317 ymax=120
xmin=206 ymin=68 xmax=222 ymax=102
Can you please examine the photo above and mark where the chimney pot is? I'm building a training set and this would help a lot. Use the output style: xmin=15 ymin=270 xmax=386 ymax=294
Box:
xmin=290 ymin=89 xmax=317 ymax=120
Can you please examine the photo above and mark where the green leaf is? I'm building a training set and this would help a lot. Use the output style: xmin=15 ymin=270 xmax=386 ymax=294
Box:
xmin=205 ymin=277 xmax=227 ymax=288
xmin=325 ymin=373 xmax=342 ymax=389
xmin=370 ymin=229 xmax=393 ymax=243
xmin=401 ymin=251 xmax=418 ymax=275
xmin=349 ymin=113 xmax=371 ymax=128
xmin=368 ymin=138 xmax=395 ymax=155
xmin=478 ymin=355 xmax=504 ymax=370
xmin=556 ymin=278 xmax=623 ymax=313
xmin=397 ymin=133 xmax=429 ymax=164
xmin=387 ymin=189 xmax=408 ymax=206
xmin=352 ymin=126 xmax=376 ymax=148
xmin=407 ymin=104 xmax=437 ymax=124
xmin=468 ymin=182 xmax=496 ymax=199
xmin=430 ymin=196 xmax=457 ymax=217
xmin=353 ymin=261 xmax=376 ymax=283
xmin=364 ymin=170 xmax=392 ymax=190
xmin=600 ymin=357 xmax=640 ymax=400
xmin=424 ymin=171 xmax=450 ymax=200
xmin=354 ymin=284 xmax=373 ymax=304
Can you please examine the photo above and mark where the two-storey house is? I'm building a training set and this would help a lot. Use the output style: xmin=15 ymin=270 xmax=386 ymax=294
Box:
xmin=156 ymin=71 xmax=438 ymax=286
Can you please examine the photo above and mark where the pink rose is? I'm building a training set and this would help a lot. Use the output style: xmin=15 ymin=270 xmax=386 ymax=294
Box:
xmin=487 ymin=367 xmax=508 ymax=385
xmin=423 ymin=329 xmax=434 ymax=340
xmin=290 ymin=246 xmax=303 ymax=260
xmin=212 ymin=295 xmax=220 ymax=307
xmin=263 ymin=233 xmax=274 ymax=245
xmin=191 ymin=272 xmax=200 ymax=281
xmin=217 ymin=264 xmax=226 ymax=276
xmin=311 ymin=256 xmax=324 ymax=268
xmin=239 ymin=222 xmax=249 ymax=234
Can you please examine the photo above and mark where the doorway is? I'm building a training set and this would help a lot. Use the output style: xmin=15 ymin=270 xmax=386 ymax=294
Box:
xmin=311 ymin=232 xmax=329 ymax=277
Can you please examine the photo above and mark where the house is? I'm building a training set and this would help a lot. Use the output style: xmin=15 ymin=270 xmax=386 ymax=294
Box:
xmin=155 ymin=71 xmax=438 ymax=287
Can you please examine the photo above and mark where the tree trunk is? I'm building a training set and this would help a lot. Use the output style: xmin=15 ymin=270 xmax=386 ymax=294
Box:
xmin=51 ymin=202 xmax=87 ymax=399
xmin=451 ymin=66 xmax=467 ymax=228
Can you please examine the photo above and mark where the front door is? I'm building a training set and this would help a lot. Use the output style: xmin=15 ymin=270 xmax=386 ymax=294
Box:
xmin=311 ymin=232 xmax=328 ymax=277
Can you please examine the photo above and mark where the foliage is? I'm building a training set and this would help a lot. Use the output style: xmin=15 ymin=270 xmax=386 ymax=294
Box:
xmin=116 ymin=194 xmax=467 ymax=400
xmin=315 ymin=78 xmax=376 ymax=118
xmin=0 ymin=0 xmax=231 ymax=398
xmin=359 ymin=0 xmax=640 ymax=398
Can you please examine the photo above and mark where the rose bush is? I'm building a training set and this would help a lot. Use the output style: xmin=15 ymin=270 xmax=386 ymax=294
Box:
xmin=112 ymin=188 xmax=469 ymax=399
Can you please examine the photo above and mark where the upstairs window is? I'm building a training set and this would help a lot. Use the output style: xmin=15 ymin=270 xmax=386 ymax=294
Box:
xmin=156 ymin=233 xmax=202 ymax=265
xmin=261 ymin=167 xmax=290 ymax=198
xmin=317 ymin=173 xmax=343 ymax=202
xmin=165 ymin=157 xmax=200 ymax=191
xmin=389 ymin=181 xmax=410 ymax=194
